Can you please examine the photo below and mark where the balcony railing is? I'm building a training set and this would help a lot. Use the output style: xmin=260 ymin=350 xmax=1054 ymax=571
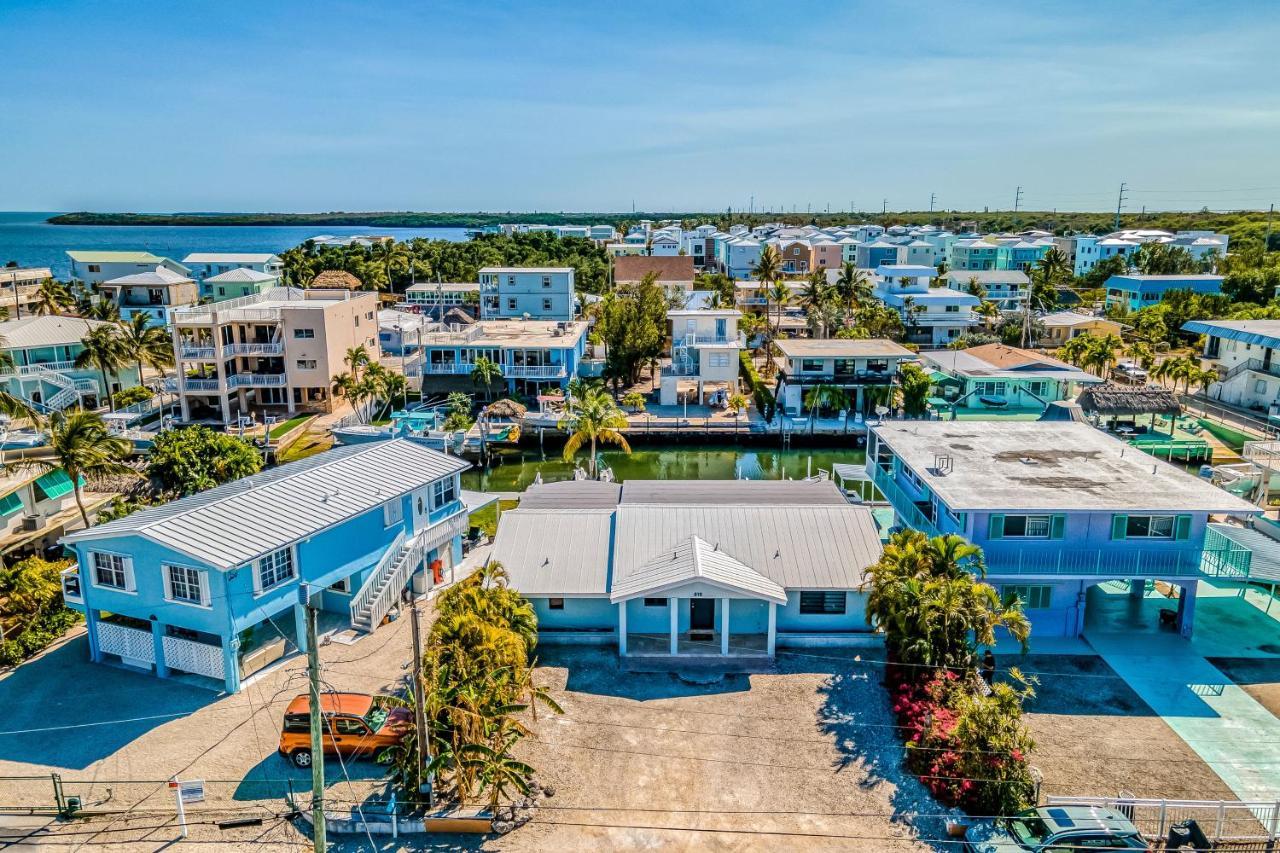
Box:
xmin=0 ymin=360 xmax=81 ymax=377
xmin=223 ymin=342 xmax=284 ymax=357
xmin=981 ymin=545 xmax=1223 ymax=578
xmin=674 ymin=332 xmax=747 ymax=347
xmin=179 ymin=345 xmax=217 ymax=360
xmin=420 ymin=363 xmax=473 ymax=375
xmin=228 ymin=373 xmax=287 ymax=388
xmin=870 ymin=464 xmax=942 ymax=538
xmin=183 ymin=377 xmax=222 ymax=391
xmin=504 ymin=364 xmax=566 ymax=379
xmin=783 ymin=369 xmax=895 ymax=386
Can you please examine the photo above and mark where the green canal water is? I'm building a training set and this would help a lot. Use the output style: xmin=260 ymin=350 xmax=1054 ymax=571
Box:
xmin=461 ymin=444 xmax=867 ymax=492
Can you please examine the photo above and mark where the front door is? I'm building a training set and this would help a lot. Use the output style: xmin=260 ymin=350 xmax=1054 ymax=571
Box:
xmin=689 ymin=598 xmax=715 ymax=631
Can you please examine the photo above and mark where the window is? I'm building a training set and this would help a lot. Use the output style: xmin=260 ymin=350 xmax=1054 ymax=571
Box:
xmin=1003 ymin=515 xmax=1052 ymax=538
xmin=329 ymin=577 xmax=351 ymax=593
xmin=335 ymin=717 xmax=369 ymax=735
xmin=507 ymin=276 xmax=516 ymax=286
xmin=257 ymin=547 xmax=296 ymax=592
xmin=548 ymin=598 xmax=564 ymax=610
xmin=542 ymin=275 xmax=552 ymax=288
xmin=800 ymin=358 xmax=825 ymax=373
xmin=1027 ymin=381 xmax=1049 ymax=397
xmin=975 ymin=380 xmax=1007 ymax=397
xmin=643 ymin=598 xmax=668 ymax=607
xmin=92 ymin=552 xmax=129 ymax=590
xmin=799 ymin=592 xmax=846 ymax=614
xmin=294 ymin=328 xmax=315 ymax=339
xmin=542 ymin=298 xmax=553 ymax=312
xmin=1256 ymin=379 xmax=1268 ymax=394
xmin=87 ymin=264 xmax=101 ymax=273
xmin=383 ymin=497 xmax=403 ymax=527
xmin=430 ymin=477 xmax=458 ymax=510
xmin=507 ymin=297 xmax=517 ymax=311
xmin=166 ymin=565 xmax=205 ymax=605
xmin=709 ymin=352 xmax=730 ymax=368
xmin=945 ymin=304 xmax=959 ymax=313
xmin=296 ymin=359 xmax=317 ymax=370
xmin=1002 ymin=584 xmax=1051 ymax=609
xmin=1124 ymin=515 xmax=1176 ymax=539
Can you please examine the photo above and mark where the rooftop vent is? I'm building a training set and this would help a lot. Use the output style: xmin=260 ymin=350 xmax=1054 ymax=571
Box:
xmin=1019 ymin=457 xmax=1039 ymax=465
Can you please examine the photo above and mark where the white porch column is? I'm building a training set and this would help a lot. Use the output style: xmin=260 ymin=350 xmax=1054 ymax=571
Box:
xmin=669 ymin=597 xmax=679 ymax=655
xmin=720 ymin=597 xmax=730 ymax=655
xmin=766 ymin=602 xmax=777 ymax=656
xmin=617 ymin=601 xmax=627 ymax=656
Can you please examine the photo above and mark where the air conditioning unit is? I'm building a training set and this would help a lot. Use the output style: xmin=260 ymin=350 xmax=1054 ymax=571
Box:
xmin=21 ymin=515 xmax=41 ymax=532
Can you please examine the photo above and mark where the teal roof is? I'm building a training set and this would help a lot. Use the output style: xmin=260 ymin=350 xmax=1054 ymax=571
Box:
xmin=0 ymin=491 xmax=23 ymax=518
xmin=34 ymin=469 xmax=83 ymax=501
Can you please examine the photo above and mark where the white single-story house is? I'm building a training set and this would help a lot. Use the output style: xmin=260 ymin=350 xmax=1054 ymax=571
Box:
xmin=490 ymin=479 xmax=883 ymax=665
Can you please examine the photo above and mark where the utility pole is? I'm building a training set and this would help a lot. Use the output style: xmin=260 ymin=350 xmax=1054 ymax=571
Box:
xmin=302 ymin=587 xmax=326 ymax=853
xmin=1265 ymin=203 xmax=1275 ymax=253
xmin=1013 ymin=186 xmax=1023 ymax=213
xmin=409 ymin=596 xmax=433 ymax=807
xmin=1114 ymin=182 xmax=1128 ymax=230
xmin=882 ymin=199 xmax=888 ymax=215
xmin=749 ymin=195 xmax=754 ymax=216
xmin=929 ymin=193 xmax=936 ymax=213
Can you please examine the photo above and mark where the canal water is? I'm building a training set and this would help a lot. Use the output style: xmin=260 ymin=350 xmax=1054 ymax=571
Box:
xmin=461 ymin=443 xmax=867 ymax=492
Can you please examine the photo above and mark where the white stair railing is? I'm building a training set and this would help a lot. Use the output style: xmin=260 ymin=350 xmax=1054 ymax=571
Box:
xmin=349 ymin=530 xmax=426 ymax=632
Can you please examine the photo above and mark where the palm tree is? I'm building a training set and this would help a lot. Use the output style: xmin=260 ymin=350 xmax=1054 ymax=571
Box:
xmin=116 ymin=313 xmax=174 ymax=384
xmin=470 ymin=356 xmax=502 ymax=401
xmin=31 ymin=278 xmax=74 ymax=316
xmin=75 ymin=324 xmax=128 ymax=410
xmin=835 ymin=262 xmax=874 ymax=315
xmin=381 ymin=371 xmax=408 ymax=417
xmin=344 ymin=345 xmax=371 ymax=382
xmin=767 ymin=280 xmax=791 ymax=337
xmin=558 ymin=387 xmax=630 ymax=478
xmin=975 ymin=300 xmax=1001 ymax=331
xmin=8 ymin=410 xmax=133 ymax=526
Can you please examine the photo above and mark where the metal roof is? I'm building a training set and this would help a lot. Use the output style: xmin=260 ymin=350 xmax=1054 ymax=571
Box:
xmin=182 ymin=253 xmax=281 ymax=264
xmin=518 ymin=481 xmax=623 ymax=509
xmin=619 ymin=479 xmax=848 ymax=506
xmin=872 ymin=421 xmax=1260 ymax=514
xmin=204 ymin=268 xmax=278 ymax=283
xmin=775 ymin=338 xmax=914 ymax=359
xmin=946 ymin=270 xmax=1030 ymax=285
xmin=489 ymin=509 xmax=614 ymax=596
xmin=1182 ymin=319 xmax=1280 ymax=349
xmin=609 ymin=535 xmax=787 ymax=603
xmin=102 ymin=267 xmax=193 ymax=285
xmin=613 ymin=503 xmax=881 ymax=591
xmin=63 ymin=440 xmax=469 ymax=570
xmin=66 ymin=250 xmax=164 ymax=263
xmin=0 ymin=315 xmax=113 ymax=350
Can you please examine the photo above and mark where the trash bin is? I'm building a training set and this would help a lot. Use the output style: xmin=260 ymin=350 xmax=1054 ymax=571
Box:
xmin=411 ymin=569 xmax=428 ymax=595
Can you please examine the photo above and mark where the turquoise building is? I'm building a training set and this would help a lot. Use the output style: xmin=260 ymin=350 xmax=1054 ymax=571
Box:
xmin=1104 ymin=274 xmax=1225 ymax=311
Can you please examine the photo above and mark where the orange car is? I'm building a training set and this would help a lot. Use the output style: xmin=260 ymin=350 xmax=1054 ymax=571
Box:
xmin=278 ymin=692 xmax=412 ymax=768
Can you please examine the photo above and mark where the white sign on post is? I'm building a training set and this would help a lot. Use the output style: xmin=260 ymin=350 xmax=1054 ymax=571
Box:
xmin=169 ymin=779 xmax=204 ymax=838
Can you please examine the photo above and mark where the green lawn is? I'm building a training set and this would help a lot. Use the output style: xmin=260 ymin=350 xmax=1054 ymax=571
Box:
xmin=269 ymin=414 xmax=313 ymax=438
xmin=468 ymin=499 xmax=519 ymax=538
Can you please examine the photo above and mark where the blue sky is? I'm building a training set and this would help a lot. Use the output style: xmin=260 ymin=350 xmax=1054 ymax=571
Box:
xmin=1 ymin=0 xmax=1277 ymax=213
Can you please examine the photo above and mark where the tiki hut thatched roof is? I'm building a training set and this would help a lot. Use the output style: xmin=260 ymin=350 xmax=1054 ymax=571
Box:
xmin=485 ymin=398 xmax=528 ymax=419
xmin=441 ymin=306 xmax=476 ymax=326
xmin=311 ymin=269 xmax=362 ymax=289
xmin=1076 ymin=383 xmax=1181 ymax=417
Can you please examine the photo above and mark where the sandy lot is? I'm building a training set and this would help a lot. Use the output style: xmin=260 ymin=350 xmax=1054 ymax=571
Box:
xmin=1207 ymin=657 xmax=1280 ymax=718
xmin=1001 ymin=654 xmax=1242 ymax=802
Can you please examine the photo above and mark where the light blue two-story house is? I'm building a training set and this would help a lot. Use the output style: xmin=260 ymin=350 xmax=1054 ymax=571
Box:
xmin=0 ymin=315 xmax=142 ymax=412
xmin=478 ymin=267 xmax=575 ymax=321
xmin=1104 ymin=274 xmax=1224 ymax=312
xmin=60 ymin=440 xmax=471 ymax=693
xmin=868 ymin=420 xmax=1257 ymax=639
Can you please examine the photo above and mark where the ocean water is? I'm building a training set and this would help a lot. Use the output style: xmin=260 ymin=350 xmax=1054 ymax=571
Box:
xmin=0 ymin=212 xmax=468 ymax=280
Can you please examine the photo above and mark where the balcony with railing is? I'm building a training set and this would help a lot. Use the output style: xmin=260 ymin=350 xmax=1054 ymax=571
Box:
xmin=503 ymin=363 xmax=567 ymax=379
xmin=982 ymin=545 xmax=1209 ymax=578
xmin=183 ymin=377 xmax=222 ymax=392
xmin=178 ymin=345 xmax=217 ymax=360
xmin=227 ymin=373 xmax=287 ymax=388
xmin=780 ymin=368 xmax=896 ymax=386
xmin=674 ymin=332 xmax=747 ymax=348
xmin=419 ymin=362 xmax=473 ymax=375
xmin=223 ymin=342 xmax=284 ymax=357
xmin=869 ymin=464 xmax=942 ymax=538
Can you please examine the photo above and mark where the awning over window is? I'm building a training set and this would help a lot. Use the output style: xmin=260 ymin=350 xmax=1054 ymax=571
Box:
xmin=0 ymin=491 xmax=24 ymax=518
xmin=34 ymin=470 xmax=84 ymax=502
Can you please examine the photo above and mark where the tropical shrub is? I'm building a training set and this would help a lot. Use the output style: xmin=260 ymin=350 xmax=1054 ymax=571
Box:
xmin=113 ymin=385 xmax=154 ymax=408
xmin=147 ymin=426 xmax=263 ymax=496
xmin=0 ymin=557 xmax=81 ymax=666
xmin=739 ymin=350 xmax=775 ymax=420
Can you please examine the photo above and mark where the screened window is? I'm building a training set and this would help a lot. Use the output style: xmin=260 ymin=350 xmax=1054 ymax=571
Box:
xmin=799 ymin=591 xmax=846 ymax=614
xmin=1002 ymin=585 xmax=1051 ymax=609
xmin=542 ymin=275 xmax=552 ymax=288
xmin=293 ymin=328 xmax=315 ymax=339
xmin=548 ymin=598 xmax=564 ymax=610
xmin=643 ymin=598 xmax=668 ymax=607
xmin=542 ymin=298 xmax=553 ymax=312
xmin=800 ymin=359 xmax=825 ymax=372
xmin=431 ymin=477 xmax=458 ymax=510
xmin=257 ymin=547 xmax=296 ymax=592
xmin=383 ymin=497 xmax=404 ymax=527
xmin=1125 ymin=515 xmax=1175 ymax=539
xmin=296 ymin=359 xmax=316 ymax=370
xmin=166 ymin=565 xmax=204 ymax=605
xmin=92 ymin=552 xmax=128 ymax=590
xmin=1003 ymin=515 xmax=1052 ymax=539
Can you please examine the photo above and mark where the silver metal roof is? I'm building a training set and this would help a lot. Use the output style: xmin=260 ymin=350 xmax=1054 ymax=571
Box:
xmin=609 ymin=535 xmax=787 ymax=603
xmin=518 ymin=481 xmax=623 ymax=509
xmin=489 ymin=509 xmax=614 ymax=596
xmin=619 ymin=479 xmax=847 ymax=506
xmin=63 ymin=439 xmax=469 ymax=570
xmin=0 ymin=315 xmax=114 ymax=350
xmin=613 ymin=503 xmax=881 ymax=591
xmin=872 ymin=421 xmax=1260 ymax=514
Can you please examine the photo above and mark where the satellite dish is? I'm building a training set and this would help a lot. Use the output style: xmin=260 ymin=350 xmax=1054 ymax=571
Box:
xmin=875 ymin=405 xmax=890 ymax=417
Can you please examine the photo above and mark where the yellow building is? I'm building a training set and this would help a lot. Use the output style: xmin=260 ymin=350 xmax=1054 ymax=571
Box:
xmin=1039 ymin=311 xmax=1127 ymax=346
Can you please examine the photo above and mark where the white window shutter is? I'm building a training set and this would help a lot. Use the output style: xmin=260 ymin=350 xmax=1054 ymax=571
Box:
xmin=198 ymin=570 xmax=210 ymax=606
xmin=123 ymin=557 xmax=136 ymax=593
xmin=162 ymin=565 xmax=173 ymax=601
xmin=251 ymin=561 xmax=262 ymax=595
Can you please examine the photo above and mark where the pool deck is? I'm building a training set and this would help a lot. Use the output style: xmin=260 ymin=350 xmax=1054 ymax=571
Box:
xmin=1084 ymin=580 xmax=1280 ymax=803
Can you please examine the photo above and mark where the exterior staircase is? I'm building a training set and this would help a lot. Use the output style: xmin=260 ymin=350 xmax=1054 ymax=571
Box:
xmin=3 ymin=364 xmax=94 ymax=412
xmin=349 ymin=531 xmax=425 ymax=633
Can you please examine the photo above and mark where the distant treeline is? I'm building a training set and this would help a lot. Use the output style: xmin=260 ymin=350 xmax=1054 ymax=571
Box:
xmin=48 ymin=209 xmax=1278 ymax=246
